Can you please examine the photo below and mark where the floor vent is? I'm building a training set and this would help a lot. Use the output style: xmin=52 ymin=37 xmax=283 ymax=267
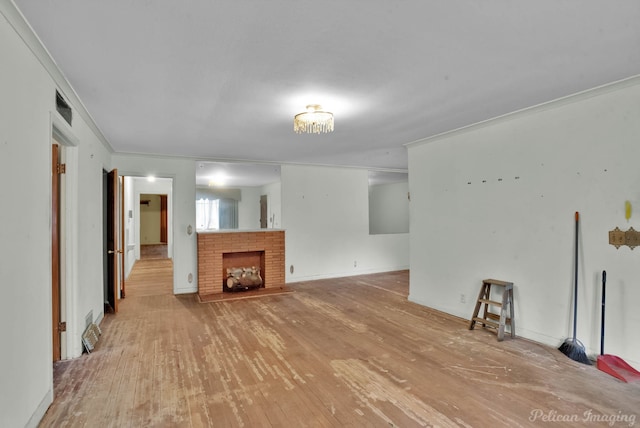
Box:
xmin=82 ymin=323 xmax=101 ymax=353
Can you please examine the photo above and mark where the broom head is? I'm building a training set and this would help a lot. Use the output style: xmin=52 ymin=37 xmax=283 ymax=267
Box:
xmin=558 ymin=338 xmax=592 ymax=365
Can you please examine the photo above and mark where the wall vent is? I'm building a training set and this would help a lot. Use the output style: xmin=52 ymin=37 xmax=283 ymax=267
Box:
xmin=85 ymin=310 xmax=93 ymax=329
xmin=56 ymin=90 xmax=72 ymax=126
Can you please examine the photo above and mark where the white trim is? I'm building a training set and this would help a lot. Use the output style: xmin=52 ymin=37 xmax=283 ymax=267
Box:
xmin=64 ymin=147 xmax=81 ymax=357
xmin=405 ymin=73 xmax=640 ymax=149
xmin=50 ymin=112 xmax=81 ymax=359
xmin=95 ymin=311 xmax=104 ymax=327
xmin=287 ymin=265 xmax=410 ymax=283
xmin=24 ymin=388 xmax=53 ymax=428
xmin=116 ymin=152 xmax=409 ymax=174
xmin=52 ymin=111 xmax=78 ymax=147
xmin=128 ymin=177 xmax=177 ymax=291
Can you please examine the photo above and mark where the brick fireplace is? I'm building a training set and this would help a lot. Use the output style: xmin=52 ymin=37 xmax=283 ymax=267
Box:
xmin=197 ymin=230 xmax=285 ymax=299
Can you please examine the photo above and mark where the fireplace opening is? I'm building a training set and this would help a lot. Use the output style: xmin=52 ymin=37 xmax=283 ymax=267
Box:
xmin=226 ymin=266 xmax=263 ymax=292
xmin=222 ymin=251 xmax=265 ymax=292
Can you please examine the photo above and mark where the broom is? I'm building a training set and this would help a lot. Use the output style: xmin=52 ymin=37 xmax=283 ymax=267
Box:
xmin=558 ymin=212 xmax=592 ymax=365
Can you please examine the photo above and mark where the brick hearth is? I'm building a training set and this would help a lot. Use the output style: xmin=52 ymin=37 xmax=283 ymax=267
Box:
xmin=197 ymin=230 xmax=285 ymax=298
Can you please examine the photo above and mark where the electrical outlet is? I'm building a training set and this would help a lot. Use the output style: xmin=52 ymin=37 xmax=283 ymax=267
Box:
xmin=354 ymin=260 xmax=357 ymax=267
xmin=460 ymin=293 xmax=466 ymax=303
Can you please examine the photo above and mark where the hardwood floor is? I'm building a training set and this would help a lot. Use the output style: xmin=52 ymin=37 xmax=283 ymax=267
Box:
xmin=41 ymin=263 xmax=639 ymax=427
xmin=140 ymin=244 xmax=168 ymax=260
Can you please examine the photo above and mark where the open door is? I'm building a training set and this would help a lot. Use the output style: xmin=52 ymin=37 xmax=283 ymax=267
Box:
xmin=105 ymin=169 xmax=122 ymax=312
xmin=160 ymin=194 xmax=168 ymax=243
xmin=119 ymin=176 xmax=126 ymax=298
xmin=51 ymin=144 xmax=62 ymax=361
xmin=260 ymin=195 xmax=268 ymax=228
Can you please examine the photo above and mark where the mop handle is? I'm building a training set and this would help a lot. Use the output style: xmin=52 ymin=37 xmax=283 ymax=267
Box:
xmin=601 ymin=270 xmax=606 ymax=356
xmin=573 ymin=212 xmax=579 ymax=341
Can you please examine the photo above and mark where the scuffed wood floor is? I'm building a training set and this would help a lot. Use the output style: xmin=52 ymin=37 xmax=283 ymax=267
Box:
xmin=41 ymin=260 xmax=639 ymax=427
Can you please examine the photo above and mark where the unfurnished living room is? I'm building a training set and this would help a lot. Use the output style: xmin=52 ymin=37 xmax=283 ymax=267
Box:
xmin=2 ymin=1 xmax=640 ymax=427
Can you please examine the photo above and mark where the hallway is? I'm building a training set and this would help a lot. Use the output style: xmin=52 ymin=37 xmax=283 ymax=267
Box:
xmin=124 ymin=258 xmax=173 ymax=297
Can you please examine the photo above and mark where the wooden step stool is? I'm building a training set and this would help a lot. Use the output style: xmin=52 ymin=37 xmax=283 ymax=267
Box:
xmin=469 ymin=279 xmax=515 ymax=341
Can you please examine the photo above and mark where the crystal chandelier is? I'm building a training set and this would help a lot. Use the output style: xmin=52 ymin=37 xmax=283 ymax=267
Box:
xmin=293 ymin=104 xmax=334 ymax=134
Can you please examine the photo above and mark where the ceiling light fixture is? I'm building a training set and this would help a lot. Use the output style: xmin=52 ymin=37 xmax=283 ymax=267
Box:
xmin=294 ymin=104 xmax=334 ymax=134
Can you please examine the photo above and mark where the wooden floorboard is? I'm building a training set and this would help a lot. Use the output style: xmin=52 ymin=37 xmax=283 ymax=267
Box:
xmin=40 ymin=262 xmax=639 ymax=427
xmin=141 ymin=244 xmax=169 ymax=260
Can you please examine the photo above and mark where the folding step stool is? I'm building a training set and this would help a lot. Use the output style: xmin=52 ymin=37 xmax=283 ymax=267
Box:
xmin=469 ymin=279 xmax=515 ymax=341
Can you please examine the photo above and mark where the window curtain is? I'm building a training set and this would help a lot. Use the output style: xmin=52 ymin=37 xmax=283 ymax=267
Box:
xmin=196 ymin=198 xmax=219 ymax=230
xmin=196 ymin=198 xmax=238 ymax=230
xmin=218 ymin=198 xmax=238 ymax=229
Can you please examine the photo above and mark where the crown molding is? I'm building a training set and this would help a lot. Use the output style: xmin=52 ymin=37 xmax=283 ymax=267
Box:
xmin=405 ymin=74 xmax=640 ymax=149
xmin=1 ymin=1 xmax=113 ymax=153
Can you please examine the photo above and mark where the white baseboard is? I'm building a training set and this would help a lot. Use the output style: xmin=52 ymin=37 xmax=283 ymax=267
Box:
xmin=25 ymin=388 xmax=53 ymax=428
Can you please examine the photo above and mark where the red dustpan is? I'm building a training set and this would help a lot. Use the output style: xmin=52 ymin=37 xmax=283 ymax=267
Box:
xmin=597 ymin=271 xmax=640 ymax=383
xmin=597 ymin=355 xmax=640 ymax=383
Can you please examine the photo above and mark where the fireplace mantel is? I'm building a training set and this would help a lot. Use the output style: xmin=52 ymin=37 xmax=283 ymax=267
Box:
xmin=197 ymin=229 xmax=285 ymax=234
xmin=197 ymin=229 xmax=285 ymax=300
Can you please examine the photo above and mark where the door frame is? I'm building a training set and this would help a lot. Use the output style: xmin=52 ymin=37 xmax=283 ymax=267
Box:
xmin=160 ymin=194 xmax=168 ymax=243
xmin=260 ymin=194 xmax=268 ymax=228
xmin=133 ymin=180 xmax=174 ymax=261
xmin=51 ymin=111 xmax=79 ymax=360
xmin=110 ymin=174 xmax=176 ymax=293
xmin=120 ymin=176 xmax=126 ymax=298
xmin=51 ymin=143 xmax=61 ymax=361
xmin=105 ymin=169 xmax=121 ymax=313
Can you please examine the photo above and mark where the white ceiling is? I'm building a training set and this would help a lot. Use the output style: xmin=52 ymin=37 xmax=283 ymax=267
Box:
xmin=13 ymin=1 xmax=640 ymax=184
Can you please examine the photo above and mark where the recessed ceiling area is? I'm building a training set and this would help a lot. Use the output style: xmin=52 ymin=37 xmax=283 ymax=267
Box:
xmin=13 ymin=1 xmax=640 ymax=172
xmin=196 ymin=162 xmax=281 ymax=188
xmin=368 ymin=171 xmax=408 ymax=187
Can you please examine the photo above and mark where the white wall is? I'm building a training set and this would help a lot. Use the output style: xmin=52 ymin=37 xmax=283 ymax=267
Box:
xmin=139 ymin=194 xmax=162 ymax=244
xmin=123 ymin=176 xmax=136 ymax=278
xmin=0 ymin=16 xmax=54 ymax=427
xmin=282 ymin=165 xmax=409 ymax=281
xmin=235 ymin=181 xmax=283 ymax=230
xmin=369 ymin=181 xmax=410 ymax=234
xmin=261 ymin=181 xmax=282 ymax=229
xmin=408 ymin=76 xmax=640 ymax=366
xmin=112 ymin=155 xmax=196 ymax=294
xmin=72 ymin=106 xmax=112 ymax=352
xmin=238 ymin=186 xmax=261 ymax=229
xmin=0 ymin=4 xmax=111 ymax=426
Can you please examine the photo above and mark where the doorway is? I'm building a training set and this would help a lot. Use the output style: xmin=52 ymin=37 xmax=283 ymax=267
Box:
xmin=51 ymin=112 xmax=79 ymax=361
xmin=260 ymin=194 xmax=268 ymax=228
xmin=140 ymin=194 xmax=169 ymax=259
xmin=103 ymin=169 xmax=122 ymax=313
xmin=120 ymin=177 xmax=174 ymax=293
